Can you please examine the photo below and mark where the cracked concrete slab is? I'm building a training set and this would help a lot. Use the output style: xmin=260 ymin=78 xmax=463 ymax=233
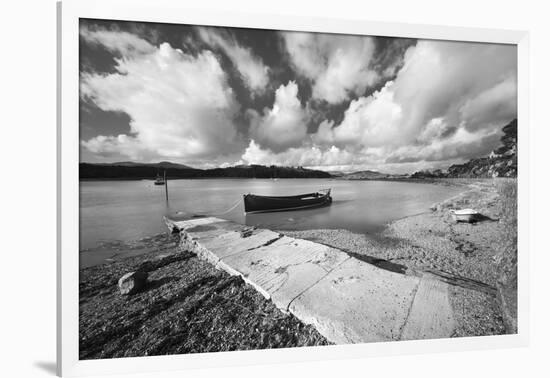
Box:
xmin=165 ymin=217 xmax=459 ymax=345
xmin=219 ymin=236 xmax=350 ymax=311
xmin=289 ymin=257 xmax=420 ymax=343
xmin=400 ymin=274 xmax=457 ymax=340
xmin=168 ymin=218 xmax=282 ymax=265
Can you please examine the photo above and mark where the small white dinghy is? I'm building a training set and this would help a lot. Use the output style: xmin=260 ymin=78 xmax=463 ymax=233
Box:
xmin=450 ymin=208 xmax=479 ymax=223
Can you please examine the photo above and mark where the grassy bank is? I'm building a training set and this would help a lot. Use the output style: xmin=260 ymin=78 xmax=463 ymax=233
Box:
xmin=494 ymin=180 xmax=518 ymax=333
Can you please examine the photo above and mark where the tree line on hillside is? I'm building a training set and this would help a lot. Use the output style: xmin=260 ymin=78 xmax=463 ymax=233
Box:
xmin=79 ymin=163 xmax=333 ymax=180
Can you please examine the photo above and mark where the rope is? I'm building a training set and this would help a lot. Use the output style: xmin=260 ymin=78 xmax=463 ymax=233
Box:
xmin=209 ymin=198 xmax=242 ymax=216
xmin=176 ymin=197 xmax=242 ymax=217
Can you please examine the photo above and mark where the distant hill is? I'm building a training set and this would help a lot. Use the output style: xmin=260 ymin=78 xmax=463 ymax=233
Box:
xmin=325 ymin=171 xmax=346 ymax=177
xmin=411 ymin=119 xmax=518 ymax=179
xmin=446 ymin=119 xmax=517 ymax=178
xmin=80 ymin=162 xmax=332 ymax=180
xmin=339 ymin=170 xmax=408 ymax=180
xmin=107 ymin=161 xmax=194 ymax=169
xmin=341 ymin=170 xmax=391 ymax=180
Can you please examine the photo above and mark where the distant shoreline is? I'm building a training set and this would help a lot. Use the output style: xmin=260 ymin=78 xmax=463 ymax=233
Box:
xmin=79 ymin=176 xmax=339 ymax=181
xmin=79 ymin=163 xmax=332 ymax=180
xmin=79 ymin=176 xmax=498 ymax=186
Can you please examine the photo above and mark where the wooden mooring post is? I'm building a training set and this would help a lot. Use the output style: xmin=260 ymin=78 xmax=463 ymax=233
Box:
xmin=164 ymin=170 xmax=169 ymax=202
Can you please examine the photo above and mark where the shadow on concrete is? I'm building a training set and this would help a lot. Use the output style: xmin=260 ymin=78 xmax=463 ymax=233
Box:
xmin=345 ymin=252 xmax=408 ymax=275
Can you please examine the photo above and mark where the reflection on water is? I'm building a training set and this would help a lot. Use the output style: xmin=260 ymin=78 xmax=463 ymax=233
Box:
xmin=80 ymin=178 xmax=462 ymax=251
xmin=244 ymin=198 xmax=339 ymax=231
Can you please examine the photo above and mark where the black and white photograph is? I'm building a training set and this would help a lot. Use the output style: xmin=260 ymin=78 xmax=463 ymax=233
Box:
xmin=78 ymin=18 xmax=518 ymax=360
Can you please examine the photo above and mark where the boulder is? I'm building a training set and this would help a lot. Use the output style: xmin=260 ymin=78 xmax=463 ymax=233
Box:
xmin=118 ymin=271 xmax=148 ymax=295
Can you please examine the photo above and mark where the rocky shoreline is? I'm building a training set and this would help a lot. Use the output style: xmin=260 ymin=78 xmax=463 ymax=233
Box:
xmin=79 ymin=178 xmax=517 ymax=357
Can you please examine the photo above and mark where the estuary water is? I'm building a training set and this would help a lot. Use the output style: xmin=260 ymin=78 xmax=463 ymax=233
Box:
xmin=80 ymin=178 xmax=462 ymax=252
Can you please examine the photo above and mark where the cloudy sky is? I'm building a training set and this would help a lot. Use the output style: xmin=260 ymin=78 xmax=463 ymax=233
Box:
xmin=79 ymin=19 xmax=517 ymax=173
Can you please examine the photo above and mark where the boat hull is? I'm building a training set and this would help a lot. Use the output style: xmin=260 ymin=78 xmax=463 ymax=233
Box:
xmin=452 ymin=214 xmax=474 ymax=222
xmin=244 ymin=191 xmax=332 ymax=213
xmin=451 ymin=209 xmax=479 ymax=223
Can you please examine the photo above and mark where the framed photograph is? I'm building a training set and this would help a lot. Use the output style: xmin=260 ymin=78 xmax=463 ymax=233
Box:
xmin=58 ymin=0 xmax=529 ymax=376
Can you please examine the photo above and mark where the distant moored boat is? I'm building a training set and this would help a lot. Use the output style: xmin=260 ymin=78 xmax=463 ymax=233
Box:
xmin=244 ymin=189 xmax=332 ymax=213
xmin=154 ymin=173 xmax=165 ymax=185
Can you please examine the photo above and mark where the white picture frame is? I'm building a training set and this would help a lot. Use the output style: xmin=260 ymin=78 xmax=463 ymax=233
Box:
xmin=58 ymin=0 xmax=530 ymax=376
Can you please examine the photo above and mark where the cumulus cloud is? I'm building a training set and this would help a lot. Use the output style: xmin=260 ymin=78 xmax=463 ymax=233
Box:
xmin=80 ymin=23 xmax=517 ymax=173
xmin=80 ymin=27 xmax=242 ymax=161
xmin=82 ymin=135 xmax=150 ymax=160
xmin=331 ymin=82 xmax=404 ymax=148
xmin=312 ymin=40 xmax=517 ymax=168
xmin=385 ymin=127 xmax=502 ymax=164
xmin=281 ymin=32 xmax=378 ymax=104
xmin=241 ymin=140 xmax=355 ymax=169
xmin=459 ymin=78 xmax=517 ymax=131
xmin=248 ymin=81 xmax=308 ymax=151
xmin=79 ymin=26 xmax=156 ymax=56
xmin=198 ymin=27 xmax=269 ymax=95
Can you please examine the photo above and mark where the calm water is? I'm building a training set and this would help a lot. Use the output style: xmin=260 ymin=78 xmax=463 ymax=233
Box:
xmin=79 ymin=178 xmax=462 ymax=251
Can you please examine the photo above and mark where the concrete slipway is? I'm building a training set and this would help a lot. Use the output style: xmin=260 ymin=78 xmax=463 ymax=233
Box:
xmin=165 ymin=216 xmax=457 ymax=344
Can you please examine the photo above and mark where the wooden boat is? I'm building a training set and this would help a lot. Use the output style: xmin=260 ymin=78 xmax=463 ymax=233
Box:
xmin=451 ymin=208 xmax=479 ymax=223
xmin=244 ymin=189 xmax=332 ymax=213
